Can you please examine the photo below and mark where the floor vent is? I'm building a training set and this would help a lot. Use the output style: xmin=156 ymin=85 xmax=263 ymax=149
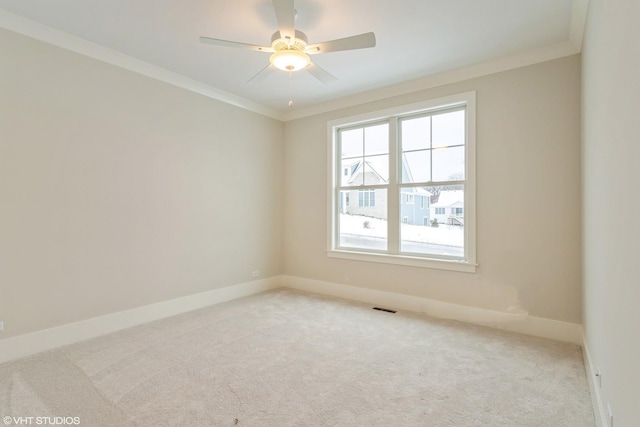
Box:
xmin=372 ymin=307 xmax=397 ymax=313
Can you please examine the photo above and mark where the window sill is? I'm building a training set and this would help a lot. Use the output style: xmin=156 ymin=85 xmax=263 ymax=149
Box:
xmin=327 ymin=249 xmax=477 ymax=273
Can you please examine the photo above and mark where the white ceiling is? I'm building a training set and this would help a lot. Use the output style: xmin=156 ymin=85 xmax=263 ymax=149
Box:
xmin=0 ymin=0 xmax=587 ymax=120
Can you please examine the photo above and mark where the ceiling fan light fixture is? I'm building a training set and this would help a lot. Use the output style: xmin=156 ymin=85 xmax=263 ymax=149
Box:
xmin=269 ymin=49 xmax=310 ymax=72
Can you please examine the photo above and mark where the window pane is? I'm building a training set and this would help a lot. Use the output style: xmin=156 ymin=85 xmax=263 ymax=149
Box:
xmin=331 ymin=96 xmax=473 ymax=269
xmin=401 ymin=150 xmax=430 ymax=183
xmin=341 ymin=159 xmax=362 ymax=186
xmin=400 ymin=186 xmax=464 ymax=257
xmin=432 ymin=110 xmax=465 ymax=148
xmin=364 ymin=124 xmax=389 ymax=156
xmin=364 ymin=154 xmax=389 ymax=184
xmin=432 ymin=146 xmax=465 ymax=182
xmin=401 ymin=116 xmax=430 ymax=151
xmin=341 ymin=128 xmax=363 ymax=158
xmin=339 ymin=189 xmax=387 ymax=251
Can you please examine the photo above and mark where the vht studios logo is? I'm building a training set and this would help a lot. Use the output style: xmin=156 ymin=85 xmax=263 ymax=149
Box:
xmin=3 ymin=416 xmax=80 ymax=426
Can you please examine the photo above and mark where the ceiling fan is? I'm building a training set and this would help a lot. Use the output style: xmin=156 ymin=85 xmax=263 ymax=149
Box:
xmin=199 ymin=0 xmax=376 ymax=84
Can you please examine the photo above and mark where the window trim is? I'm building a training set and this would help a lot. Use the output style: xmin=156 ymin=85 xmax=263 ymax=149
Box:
xmin=326 ymin=91 xmax=477 ymax=273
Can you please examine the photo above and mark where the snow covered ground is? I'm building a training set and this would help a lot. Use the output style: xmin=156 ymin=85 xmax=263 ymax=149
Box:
xmin=340 ymin=214 xmax=463 ymax=247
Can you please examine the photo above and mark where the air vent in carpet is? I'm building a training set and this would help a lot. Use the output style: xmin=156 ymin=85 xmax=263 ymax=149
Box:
xmin=372 ymin=307 xmax=396 ymax=313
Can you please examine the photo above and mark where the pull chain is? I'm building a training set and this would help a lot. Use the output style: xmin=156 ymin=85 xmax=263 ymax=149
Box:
xmin=288 ymin=72 xmax=294 ymax=109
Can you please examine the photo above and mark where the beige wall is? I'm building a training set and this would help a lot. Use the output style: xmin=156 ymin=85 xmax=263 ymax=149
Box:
xmin=0 ymin=29 xmax=284 ymax=339
xmin=284 ymin=55 xmax=582 ymax=323
xmin=582 ymin=0 xmax=640 ymax=424
xmin=0 ymin=25 xmax=585 ymax=342
xmin=5 ymin=4 xmax=638 ymax=419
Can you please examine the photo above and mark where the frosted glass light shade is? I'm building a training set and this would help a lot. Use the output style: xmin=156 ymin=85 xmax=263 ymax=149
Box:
xmin=269 ymin=49 xmax=310 ymax=71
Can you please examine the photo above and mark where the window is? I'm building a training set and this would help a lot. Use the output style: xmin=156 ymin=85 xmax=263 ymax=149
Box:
xmin=358 ymin=189 xmax=376 ymax=207
xmin=327 ymin=92 xmax=476 ymax=272
xmin=405 ymin=193 xmax=414 ymax=204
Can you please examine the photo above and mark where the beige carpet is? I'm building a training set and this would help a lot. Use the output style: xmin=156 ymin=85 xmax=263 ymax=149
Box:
xmin=0 ymin=289 xmax=594 ymax=426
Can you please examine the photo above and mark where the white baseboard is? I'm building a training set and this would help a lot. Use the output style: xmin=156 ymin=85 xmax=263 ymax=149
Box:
xmin=0 ymin=274 xmax=584 ymax=365
xmin=0 ymin=277 xmax=281 ymax=364
xmin=582 ymin=336 xmax=608 ymax=427
xmin=281 ymin=275 xmax=583 ymax=345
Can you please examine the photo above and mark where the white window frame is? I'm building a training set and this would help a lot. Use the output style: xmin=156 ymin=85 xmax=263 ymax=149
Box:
xmin=326 ymin=92 xmax=477 ymax=273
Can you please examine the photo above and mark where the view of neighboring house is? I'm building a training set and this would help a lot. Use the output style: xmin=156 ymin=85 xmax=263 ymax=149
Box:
xmin=400 ymin=187 xmax=431 ymax=225
xmin=430 ymin=191 xmax=464 ymax=226
xmin=339 ymin=159 xmax=430 ymax=226
xmin=339 ymin=159 xmax=388 ymax=220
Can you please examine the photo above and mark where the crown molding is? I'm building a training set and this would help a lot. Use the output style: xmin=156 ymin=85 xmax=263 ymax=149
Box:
xmin=282 ymin=0 xmax=589 ymax=121
xmin=281 ymin=40 xmax=580 ymax=121
xmin=0 ymin=9 xmax=284 ymax=121
xmin=570 ymin=0 xmax=590 ymax=52
xmin=1 ymin=2 xmax=588 ymax=124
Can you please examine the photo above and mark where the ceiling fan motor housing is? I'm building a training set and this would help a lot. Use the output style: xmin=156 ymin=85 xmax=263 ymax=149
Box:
xmin=270 ymin=30 xmax=308 ymax=51
xmin=269 ymin=30 xmax=311 ymax=71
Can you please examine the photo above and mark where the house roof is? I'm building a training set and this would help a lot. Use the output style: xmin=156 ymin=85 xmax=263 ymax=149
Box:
xmin=431 ymin=191 xmax=464 ymax=208
xmin=344 ymin=159 xmax=387 ymax=185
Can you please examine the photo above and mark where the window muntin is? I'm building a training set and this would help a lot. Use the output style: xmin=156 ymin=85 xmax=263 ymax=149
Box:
xmin=400 ymin=108 xmax=466 ymax=184
xmin=339 ymin=189 xmax=387 ymax=251
xmin=404 ymin=184 xmax=465 ymax=255
xmin=340 ymin=124 xmax=389 ymax=187
xmin=328 ymin=92 xmax=476 ymax=272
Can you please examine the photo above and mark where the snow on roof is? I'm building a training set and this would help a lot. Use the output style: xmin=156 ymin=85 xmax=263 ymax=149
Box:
xmin=344 ymin=159 xmax=388 ymax=185
xmin=412 ymin=187 xmax=432 ymax=196
xmin=431 ymin=191 xmax=464 ymax=207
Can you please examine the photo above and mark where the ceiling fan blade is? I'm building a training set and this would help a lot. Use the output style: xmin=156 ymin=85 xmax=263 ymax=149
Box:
xmin=199 ymin=36 xmax=273 ymax=53
xmin=306 ymin=32 xmax=376 ymax=54
xmin=306 ymin=62 xmax=338 ymax=84
xmin=272 ymin=0 xmax=295 ymax=42
xmin=247 ymin=64 xmax=277 ymax=83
